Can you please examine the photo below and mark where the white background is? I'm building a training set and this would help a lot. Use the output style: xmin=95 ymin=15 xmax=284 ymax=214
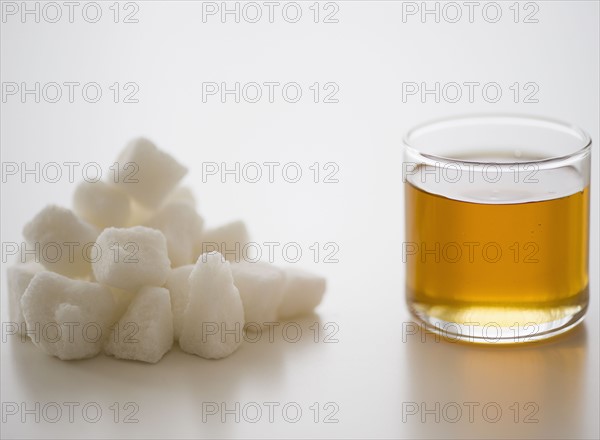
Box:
xmin=1 ymin=1 xmax=599 ymax=438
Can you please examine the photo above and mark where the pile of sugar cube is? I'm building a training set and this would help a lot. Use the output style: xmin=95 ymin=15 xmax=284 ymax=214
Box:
xmin=6 ymin=138 xmax=326 ymax=363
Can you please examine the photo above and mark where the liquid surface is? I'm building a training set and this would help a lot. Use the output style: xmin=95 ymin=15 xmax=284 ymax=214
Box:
xmin=405 ymin=183 xmax=589 ymax=333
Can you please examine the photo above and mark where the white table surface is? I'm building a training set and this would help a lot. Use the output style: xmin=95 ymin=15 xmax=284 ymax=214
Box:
xmin=1 ymin=1 xmax=598 ymax=438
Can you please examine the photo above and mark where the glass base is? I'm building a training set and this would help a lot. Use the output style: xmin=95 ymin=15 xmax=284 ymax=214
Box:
xmin=408 ymin=299 xmax=588 ymax=344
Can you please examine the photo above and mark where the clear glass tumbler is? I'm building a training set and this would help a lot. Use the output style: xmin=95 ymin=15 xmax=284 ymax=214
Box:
xmin=403 ymin=114 xmax=591 ymax=343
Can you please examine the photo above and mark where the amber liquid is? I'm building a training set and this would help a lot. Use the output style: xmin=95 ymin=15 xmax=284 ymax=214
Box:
xmin=405 ymin=183 xmax=589 ymax=335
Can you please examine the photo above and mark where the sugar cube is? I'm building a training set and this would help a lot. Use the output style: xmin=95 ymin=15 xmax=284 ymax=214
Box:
xmin=163 ymin=264 xmax=193 ymax=340
xmin=110 ymin=137 xmax=187 ymax=209
xmin=277 ymin=267 xmax=326 ymax=320
xmin=197 ymin=220 xmax=249 ymax=262
xmin=20 ymin=271 xmax=116 ymax=360
xmin=104 ymin=286 xmax=173 ymax=363
xmin=231 ymin=261 xmax=285 ymax=328
xmin=92 ymin=226 xmax=171 ymax=291
xmin=23 ymin=205 xmax=98 ymax=278
xmin=73 ymin=180 xmax=131 ymax=228
xmin=110 ymin=287 xmax=136 ymax=323
xmin=145 ymin=203 xmax=204 ymax=267
xmin=127 ymin=199 xmax=154 ymax=226
xmin=6 ymin=262 xmax=45 ymax=335
xmin=165 ymin=186 xmax=197 ymax=208
xmin=179 ymin=252 xmax=244 ymax=359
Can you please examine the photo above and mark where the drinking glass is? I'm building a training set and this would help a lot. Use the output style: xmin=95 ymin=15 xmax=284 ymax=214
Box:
xmin=403 ymin=114 xmax=591 ymax=343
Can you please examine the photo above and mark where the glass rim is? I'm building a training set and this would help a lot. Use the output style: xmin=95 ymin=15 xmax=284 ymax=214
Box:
xmin=403 ymin=113 xmax=592 ymax=166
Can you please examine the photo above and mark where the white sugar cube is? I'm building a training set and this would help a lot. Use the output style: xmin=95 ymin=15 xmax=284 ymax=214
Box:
xmin=73 ymin=180 xmax=131 ymax=228
xmin=92 ymin=226 xmax=171 ymax=291
xmin=164 ymin=265 xmax=193 ymax=340
xmin=6 ymin=262 xmax=45 ymax=335
xmin=110 ymin=137 xmax=187 ymax=209
xmin=197 ymin=220 xmax=249 ymax=263
xmin=20 ymin=272 xmax=116 ymax=360
xmin=179 ymin=252 xmax=244 ymax=359
xmin=110 ymin=287 xmax=136 ymax=323
xmin=104 ymin=286 xmax=173 ymax=363
xmin=146 ymin=203 xmax=204 ymax=267
xmin=165 ymin=186 xmax=197 ymax=208
xmin=277 ymin=267 xmax=326 ymax=320
xmin=23 ymin=205 xmax=98 ymax=278
xmin=127 ymin=200 xmax=155 ymax=226
xmin=231 ymin=261 xmax=285 ymax=328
